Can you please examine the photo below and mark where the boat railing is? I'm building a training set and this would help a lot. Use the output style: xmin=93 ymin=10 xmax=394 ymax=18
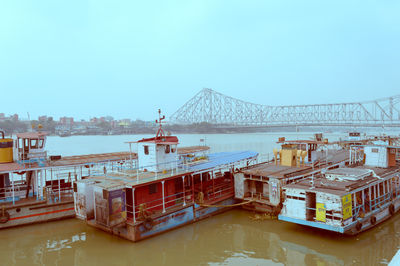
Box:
xmin=257 ymin=153 xmax=273 ymax=164
xmin=0 ymin=181 xmax=30 ymax=202
xmin=126 ymin=190 xmax=194 ymax=223
xmin=201 ymin=183 xmax=234 ymax=203
xmin=246 ymin=191 xmax=269 ymax=202
xmin=45 ymin=181 xmax=74 ymax=203
xmin=350 ymin=183 xmax=396 ymax=221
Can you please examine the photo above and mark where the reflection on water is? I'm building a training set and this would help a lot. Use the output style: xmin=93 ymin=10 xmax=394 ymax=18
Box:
xmin=2 ymin=133 xmax=399 ymax=265
xmin=1 ymin=210 xmax=400 ymax=265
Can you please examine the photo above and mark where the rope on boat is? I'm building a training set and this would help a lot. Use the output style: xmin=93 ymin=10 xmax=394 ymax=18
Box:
xmin=196 ymin=192 xmax=255 ymax=208
xmin=198 ymin=200 xmax=255 ymax=208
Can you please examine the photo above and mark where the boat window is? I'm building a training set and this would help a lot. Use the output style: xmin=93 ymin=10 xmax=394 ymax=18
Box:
xmin=39 ymin=139 xmax=44 ymax=148
xmin=371 ymin=148 xmax=379 ymax=153
xmin=165 ymin=145 xmax=170 ymax=154
xmin=149 ymin=183 xmax=158 ymax=194
xmin=171 ymin=145 xmax=176 ymax=153
xmin=144 ymin=145 xmax=149 ymax=155
xmin=30 ymin=139 xmax=38 ymax=149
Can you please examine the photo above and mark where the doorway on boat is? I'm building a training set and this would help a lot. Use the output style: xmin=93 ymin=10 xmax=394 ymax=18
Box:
xmin=0 ymin=174 xmax=9 ymax=200
xmin=306 ymin=192 xmax=316 ymax=221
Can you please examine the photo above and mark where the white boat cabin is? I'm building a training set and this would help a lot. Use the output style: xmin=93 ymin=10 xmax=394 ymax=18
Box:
xmin=15 ymin=132 xmax=47 ymax=162
xmin=136 ymin=136 xmax=179 ymax=172
xmin=279 ymin=144 xmax=400 ymax=234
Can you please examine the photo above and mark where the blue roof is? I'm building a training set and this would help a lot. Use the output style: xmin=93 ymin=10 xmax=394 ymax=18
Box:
xmin=188 ymin=151 xmax=258 ymax=172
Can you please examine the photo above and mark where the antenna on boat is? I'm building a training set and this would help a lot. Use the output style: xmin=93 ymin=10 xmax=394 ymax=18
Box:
xmin=155 ymin=109 xmax=166 ymax=139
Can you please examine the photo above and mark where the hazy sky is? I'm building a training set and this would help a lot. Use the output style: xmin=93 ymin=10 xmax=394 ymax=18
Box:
xmin=1 ymin=0 xmax=400 ymax=121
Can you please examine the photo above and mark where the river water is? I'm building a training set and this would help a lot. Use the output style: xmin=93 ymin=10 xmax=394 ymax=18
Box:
xmin=1 ymin=132 xmax=400 ymax=266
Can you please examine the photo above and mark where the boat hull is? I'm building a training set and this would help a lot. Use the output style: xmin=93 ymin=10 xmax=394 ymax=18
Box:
xmin=279 ymin=199 xmax=400 ymax=235
xmin=0 ymin=201 xmax=75 ymax=229
xmin=86 ymin=198 xmax=236 ymax=242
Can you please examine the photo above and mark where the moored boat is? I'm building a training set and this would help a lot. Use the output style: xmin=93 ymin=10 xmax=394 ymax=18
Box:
xmin=73 ymin=111 xmax=258 ymax=241
xmin=0 ymin=127 xmax=208 ymax=229
xmin=233 ymin=135 xmax=349 ymax=214
xmin=278 ymin=141 xmax=400 ymax=234
xmin=0 ymin=130 xmax=135 ymax=229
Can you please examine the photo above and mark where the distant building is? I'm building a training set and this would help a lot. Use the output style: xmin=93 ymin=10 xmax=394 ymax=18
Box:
xmin=11 ymin=114 xmax=18 ymax=121
xmin=60 ymin=117 xmax=74 ymax=125
xmin=118 ymin=119 xmax=131 ymax=127
xmin=0 ymin=113 xmax=5 ymax=121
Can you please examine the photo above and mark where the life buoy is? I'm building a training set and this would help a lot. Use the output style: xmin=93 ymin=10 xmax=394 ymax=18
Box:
xmin=143 ymin=217 xmax=154 ymax=230
xmin=389 ymin=204 xmax=395 ymax=215
xmin=370 ymin=216 xmax=376 ymax=225
xmin=356 ymin=222 xmax=362 ymax=231
xmin=0 ymin=210 xmax=10 ymax=224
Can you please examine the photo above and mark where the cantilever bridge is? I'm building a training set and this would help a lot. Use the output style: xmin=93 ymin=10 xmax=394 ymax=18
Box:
xmin=170 ymin=88 xmax=400 ymax=127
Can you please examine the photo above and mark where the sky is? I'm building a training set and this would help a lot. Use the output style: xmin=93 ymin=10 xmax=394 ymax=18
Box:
xmin=1 ymin=0 xmax=400 ymax=121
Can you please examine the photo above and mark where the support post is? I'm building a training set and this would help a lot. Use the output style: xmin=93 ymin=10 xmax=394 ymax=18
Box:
xmin=11 ymin=172 xmax=15 ymax=205
xmin=129 ymin=143 xmax=133 ymax=169
xmin=212 ymin=171 xmax=215 ymax=200
xmin=369 ymin=186 xmax=372 ymax=210
xmin=132 ymin=187 xmax=136 ymax=223
xmin=58 ymin=172 xmax=61 ymax=202
xmin=162 ymin=181 xmax=166 ymax=213
xmin=36 ymin=170 xmax=39 ymax=200
xmin=191 ymin=174 xmax=195 ymax=203
xmin=182 ymin=175 xmax=186 ymax=206
xmin=361 ymin=190 xmax=365 ymax=213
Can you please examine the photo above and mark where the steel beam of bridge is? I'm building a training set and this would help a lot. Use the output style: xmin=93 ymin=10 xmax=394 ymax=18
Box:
xmin=170 ymin=88 xmax=400 ymax=127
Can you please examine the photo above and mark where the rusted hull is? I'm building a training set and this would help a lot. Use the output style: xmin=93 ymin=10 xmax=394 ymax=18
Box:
xmin=85 ymin=198 xmax=236 ymax=242
xmin=344 ymin=201 xmax=400 ymax=235
xmin=279 ymin=200 xmax=400 ymax=235
xmin=0 ymin=201 xmax=75 ymax=229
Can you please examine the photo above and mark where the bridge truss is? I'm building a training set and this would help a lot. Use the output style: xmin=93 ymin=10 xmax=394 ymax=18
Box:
xmin=170 ymin=88 xmax=400 ymax=127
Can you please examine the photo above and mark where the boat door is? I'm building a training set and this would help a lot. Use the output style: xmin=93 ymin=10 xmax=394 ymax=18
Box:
xmin=126 ymin=187 xmax=133 ymax=221
xmin=0 ymin=174 xmax=8 ymax=200
xmin=306 ymin=192 xmax=316 ymax=221
xmin=269 ymin=179 xmax=280 ymax=206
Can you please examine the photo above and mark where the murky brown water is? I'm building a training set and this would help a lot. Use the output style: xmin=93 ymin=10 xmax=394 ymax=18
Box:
xmin=1 ymin=209 xmax=399 ymax=265
xmin=2 ymin=132 xmax=399 ymax=265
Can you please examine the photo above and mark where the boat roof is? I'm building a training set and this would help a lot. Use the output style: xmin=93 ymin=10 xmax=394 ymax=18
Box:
xmin=79 ymin=151 xmax=259 ymax=188
xmin=188 ymin=151 xmax=258 ymax=172
xmin=277 ymin=140 xmax=328 ymax=145
xmin=285 ymin=166 xmax=399 ymax=196
xmin=0 ymin=152 xmax=134 ymax=173
xmin=178 ymin=146 xmax=210 ymax=155
xmin=242 ymin=150 xmax=348 ymax=179
xmin=135 ymin=136 xmax=179 ymax=145
xmin=242 ymin=164 xmax=312 ymax=179
xmin=0 ymin=145 xmax=209 ymax=173
xmin=16 ymin=132 xmax=47 ymax=139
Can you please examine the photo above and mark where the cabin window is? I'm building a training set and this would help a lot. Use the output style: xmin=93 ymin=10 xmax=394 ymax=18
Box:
xmin=144 ymin=145 xmax=149 ymax=155
xmin=371 ymin=148 xmax=379 ymax=153
xmin=30 ymin=139 xmax=38 ymax=149
xmin=165 ymin=145 xmax=170 ymax=154
xmin=171 ymin=145 xmax=176 ymax=153
xmin=39 ymin=139 xmax=44 ymax=148
xmin=149 ymin=183 xmax=158 ymax=194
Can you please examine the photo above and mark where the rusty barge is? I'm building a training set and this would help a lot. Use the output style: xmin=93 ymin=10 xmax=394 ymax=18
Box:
xmin=0 ymin=127 xmax=211 ymax=229
xmin=278 ymin=141 xmax=400 ymax=235
xmin=73 ymin=112 xmax=258 ymax=241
